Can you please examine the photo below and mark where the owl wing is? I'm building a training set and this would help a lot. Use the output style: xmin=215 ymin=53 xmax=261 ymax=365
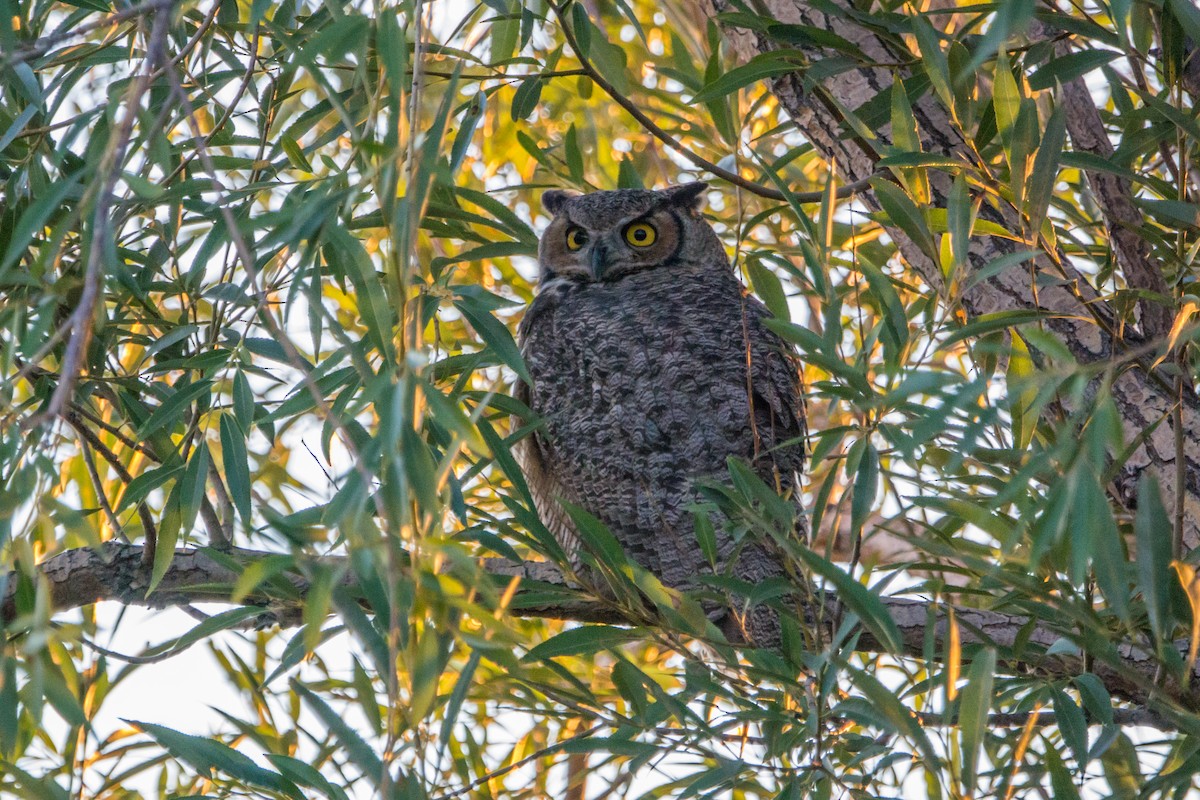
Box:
xmin=513 ymin=290 xmax=583 ymax=565
xmin=743 ymin=294 xmax=808 ymax=487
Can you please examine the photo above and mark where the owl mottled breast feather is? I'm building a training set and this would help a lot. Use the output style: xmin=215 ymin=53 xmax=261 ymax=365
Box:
xmin=515 ymin=184 xmax=807 ymax=646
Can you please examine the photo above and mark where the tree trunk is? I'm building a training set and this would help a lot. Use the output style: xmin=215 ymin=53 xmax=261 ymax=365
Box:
xmin=706 ymin=0 xmax=1200 ymax=549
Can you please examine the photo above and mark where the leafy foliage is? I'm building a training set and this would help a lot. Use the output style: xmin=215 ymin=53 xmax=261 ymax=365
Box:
xmin=1 ymin=0 xmax=1199 ymax=797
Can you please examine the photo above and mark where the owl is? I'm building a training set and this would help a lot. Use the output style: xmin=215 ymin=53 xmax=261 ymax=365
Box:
xmin=515 ymin=183 xmax=807 ymax=647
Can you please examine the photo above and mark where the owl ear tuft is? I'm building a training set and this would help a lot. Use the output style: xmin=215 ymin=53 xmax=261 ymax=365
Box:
xmin=542 ymin=190 xmax=577 ymax=215
xmin=664 ymin=182 xmax=709 ymax=212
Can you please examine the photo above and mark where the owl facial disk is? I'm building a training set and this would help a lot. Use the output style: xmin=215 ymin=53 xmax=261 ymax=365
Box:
xmin=536 ymin=184 xmax=707 ymax=285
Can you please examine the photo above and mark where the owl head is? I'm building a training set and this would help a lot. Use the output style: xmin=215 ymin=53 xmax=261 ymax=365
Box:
xmin=537 ymin=183 xmax=725 ymax=283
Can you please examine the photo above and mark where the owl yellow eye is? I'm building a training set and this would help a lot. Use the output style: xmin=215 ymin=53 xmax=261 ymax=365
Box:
xmin=566 ymin=227 xmax=588 ymax=251
xmin=624 ymin=222 xmax=657 ymax=247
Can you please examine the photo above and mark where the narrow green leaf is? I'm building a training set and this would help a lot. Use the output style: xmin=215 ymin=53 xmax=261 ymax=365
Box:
xmin=560 ymin=501 xmax=627 ymax=570
xmin=301 ymin=566 xmax=335 ymax=652
xmin=0 ymin=172 xmax=81 ymax=281
xmin=511 ymin=76 xmax=542 ymax=121
xmin=1047 ymin=738 xmax=1082 ymax=799
xmin=911 ymin=16 xmax=952 ymax=110
xmin=266 ymin=755 xmax=351 ymax=800
xmin=1053 ymin=688 xmax=1088 ymax=766
xmin=281 ymin=135 xmax=313 ymax=172
xmin=1008 ymin=331 xmax=1037 ymax=449
xmin=889 ymin=77 xmax=921 ymax=156
xmin=688 ymin=52 xmax=800 ymax=105
xmin=489 ymin=7 xmax=519 ymax=64
xmin=130 ymin=720 xmax=295 ymax=793
xmin=1167 ymin=0 xmax=1200 ymax=43
xmin=958 ymin=648 xmax=996 ymax=791
xmin=220 ymin=414 xmax=252 ymax=524
xmin=1074 ymin=673 xmax=1114 ymax=727
xmin=871 ymin=178 xmax=937 ymax=261
xmin=993 ymin=52 xmax=1021 ymax=142
xmin=0 ymin=658 xmax=17 ymax=759
xmin=850 ymin=441 xmax=879 ymax=539
xmin=617 ymin=156 xmax=644 ymax=189
xmin=233 ymin=370 xmax=254 ymax=432
xmin=116 ymin=464 xmax=183 ymax=513
xmin=947 ymin=172 xmax=971 ymax=276
xmin=746 ymin=258 xmax=790 ymax=322
xmin=858 ymin=260 xmax=907 ymax=366
xmin=1100 ymin=732 xmax=1143 ymax=800
xmin=793 ymin=548 xmax=902 ymax=652
xmin=1026 ymin=105 xmax=1066 ymax=235
xmin=964 ymin=250 xmax=1039 ymax=290
xmin=292 ymin=680 xmax=385 ymax=785
xmin=1083 ymin=471 xmax=1130 ymax=623
xmin=939 ymin=309 xmax=1046 ymax=347
xmin=526 ymin=625 xmax=642 ymax=661
xmin=1136 ymin=475 xmax=1174 ymax=647
xmin=564 ymin=123 xmax=584 ymax=183
xmin=136 ymin=379 xmax=214 ymax=439
xmin=176 ymin=441 xmax=207 ymax=534
xmin=148 ymin=486 xmax=182 ymax=595
xmin=846 ymin=663 xmax=938 ymax=763
xmin=1028 ymin=49 xmax=1119 ymax=91
xmin=453 ymin=295 xmax=531 ymax=383
xmin=1009 ymin=98 xmax=1039 ymax=212
xmin=324 ymin=228 xmax=394 ymax=359
xmin=143 ymin=607 xmax=265 ymax=660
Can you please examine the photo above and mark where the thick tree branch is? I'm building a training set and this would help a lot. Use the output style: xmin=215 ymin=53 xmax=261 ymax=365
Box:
xmin=4 ymin=544 xmax=1198 ymax=719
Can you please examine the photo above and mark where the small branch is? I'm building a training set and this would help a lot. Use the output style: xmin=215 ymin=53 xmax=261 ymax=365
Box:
xmin=1 ymin=0 xmax=177 ymax=69
xmin=27 ymin=6 xmax=173 ymax=431
xmin=548 ymin=2 xmax=871 ymax=203
xmin=64 ymin=412 xmax=158 ymax=553
xmin=76 ymin=434 xmax=130 ymax=544
xmin=912 ymin=707 xmax=1172 ymax=731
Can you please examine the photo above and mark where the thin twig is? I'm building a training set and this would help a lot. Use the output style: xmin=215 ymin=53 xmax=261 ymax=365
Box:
xmin=161 ymin=24 xmax=260 ymax=187
xmin=1 ymin=0 xmax=177 ymax=69
xmin=548 ymin=2 xmax=871 ymax=203
xmin=64 ymin=412 xmax=159 ymax=556
xmin=912 ymin=707 xmax=1172 ymax=730
xmin=77 ymin=434 xmax=130 ymax=544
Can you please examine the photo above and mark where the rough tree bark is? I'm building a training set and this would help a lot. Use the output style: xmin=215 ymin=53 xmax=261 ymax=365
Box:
xmin=705 ymin=0 xmax=1200 ymax=549
xmin=2 ymin=542 xmax=1195 ymax=718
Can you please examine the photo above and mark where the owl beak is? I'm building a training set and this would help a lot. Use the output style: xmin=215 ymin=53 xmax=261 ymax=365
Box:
xmin=590 ymin=242 xmax=610 ymax=280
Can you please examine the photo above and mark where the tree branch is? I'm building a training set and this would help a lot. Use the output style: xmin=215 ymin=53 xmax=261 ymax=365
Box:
xmin=548 ymin=2 xmax=873 ymax=203
xmin=5 ymin=543 xmax=1198 ymax=720
xmin=1038 ymin=21 xmax=1173 ymax=342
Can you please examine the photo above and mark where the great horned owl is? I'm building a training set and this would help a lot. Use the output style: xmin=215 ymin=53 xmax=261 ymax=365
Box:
xmin=515 ymin=183 xmax=807 ymax=646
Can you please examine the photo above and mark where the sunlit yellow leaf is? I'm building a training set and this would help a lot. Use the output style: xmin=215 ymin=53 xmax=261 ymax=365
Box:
xmin=945 ymin=606 xmax=960 ymax=702
xmin=1173 ymin=560 xmax=1200 ymax=682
